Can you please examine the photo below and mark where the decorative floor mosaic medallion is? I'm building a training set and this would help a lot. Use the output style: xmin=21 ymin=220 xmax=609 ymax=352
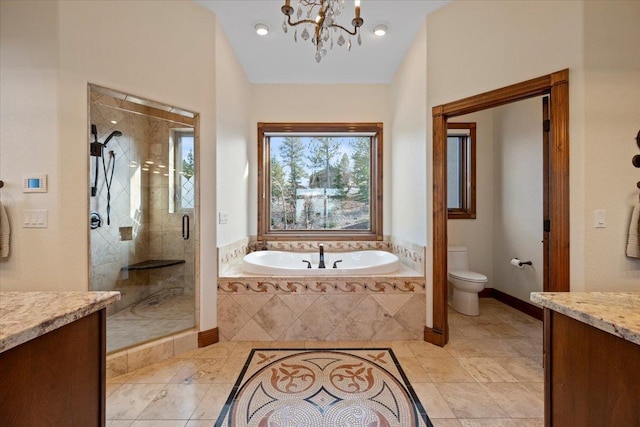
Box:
xmin=215 ymin=348 xmax=432 ymax=427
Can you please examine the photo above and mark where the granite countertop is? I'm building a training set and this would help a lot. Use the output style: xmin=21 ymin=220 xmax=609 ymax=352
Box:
xmin=530 ymin=292 xmax=640 ymax=346
xmin=0 ymin=291 xmax=120 ymax=353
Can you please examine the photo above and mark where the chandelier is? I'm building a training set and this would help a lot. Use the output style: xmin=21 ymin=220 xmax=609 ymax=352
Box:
xmin=281 ymin=0 xmax=364 ymax=63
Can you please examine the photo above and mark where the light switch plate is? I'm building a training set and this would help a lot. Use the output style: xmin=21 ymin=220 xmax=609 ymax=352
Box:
xmin=22 ymin=209 xmax=48 ymax=228
xmin=218 ymin=211 xmax=229 ymax=225
xmin=594 ymin=209 xmax=606 ymax=228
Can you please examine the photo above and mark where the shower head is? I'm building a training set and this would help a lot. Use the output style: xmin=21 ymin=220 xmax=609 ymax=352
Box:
xmin=103 ymin=130 xmax=122 ymax=146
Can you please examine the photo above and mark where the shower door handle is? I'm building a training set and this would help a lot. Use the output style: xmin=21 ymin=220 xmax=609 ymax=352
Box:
xmin=182 ymin=214 xmax=190 ymax=240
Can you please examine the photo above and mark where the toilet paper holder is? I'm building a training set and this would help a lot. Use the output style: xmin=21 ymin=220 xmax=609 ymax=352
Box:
xmin=510 ymin=258 xmax=532 ymax=268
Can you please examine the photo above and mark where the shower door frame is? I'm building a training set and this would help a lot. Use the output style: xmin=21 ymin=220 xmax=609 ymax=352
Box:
xmin=428 ymin=69 xmax=570 ymax=347
xmin=87 ymin=83 xmax=200 ymax=352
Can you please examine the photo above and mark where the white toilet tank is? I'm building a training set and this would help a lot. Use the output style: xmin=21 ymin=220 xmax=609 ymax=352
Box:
xmin=447 ymin=246 xmax=469 ymax=271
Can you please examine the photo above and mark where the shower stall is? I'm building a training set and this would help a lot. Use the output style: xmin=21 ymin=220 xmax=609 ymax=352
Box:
xmin=88 ymin=84 xmax=198 ymax=353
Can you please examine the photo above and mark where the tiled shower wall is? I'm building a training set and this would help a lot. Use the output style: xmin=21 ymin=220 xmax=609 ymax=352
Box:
xmin=147 ymin=117 xmax=195 ymax=297
xmin=89 ymin=94 xmax=194 ymax=315
xmin=90 ymin=94 xmax=152 ymax=314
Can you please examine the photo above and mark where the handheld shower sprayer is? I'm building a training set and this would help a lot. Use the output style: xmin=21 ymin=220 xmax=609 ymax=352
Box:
xmin=90 ymin=128 xmax=122 ymax=158
xmin=103 ymin=130 xmax=123 ymax=147
xmin=90 ymin=125 xmax=121 ymax=224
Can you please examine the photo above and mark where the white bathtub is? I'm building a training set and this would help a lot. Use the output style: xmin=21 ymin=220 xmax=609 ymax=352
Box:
xmin=241 ymin=250 xmax=400 ymax=275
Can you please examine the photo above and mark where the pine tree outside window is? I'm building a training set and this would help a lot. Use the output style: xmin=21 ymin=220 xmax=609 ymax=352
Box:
xmin=258 ymin=123 xmax=383 ymax=240
xmin=169 ymin=129 xmax=195 ymax=212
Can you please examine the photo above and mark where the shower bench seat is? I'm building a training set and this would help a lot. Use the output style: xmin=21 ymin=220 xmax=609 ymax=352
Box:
xmin=122 ymin=259 xmax=185 ymax=271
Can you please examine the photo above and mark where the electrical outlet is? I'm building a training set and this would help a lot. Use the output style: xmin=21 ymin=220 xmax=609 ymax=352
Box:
xmin=218 ymin=211 xmax=229 ymax=225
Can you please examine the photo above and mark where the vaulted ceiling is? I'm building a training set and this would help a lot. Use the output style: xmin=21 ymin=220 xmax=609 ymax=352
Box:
xmin=196 ymin=1 xmax=450 ymax=84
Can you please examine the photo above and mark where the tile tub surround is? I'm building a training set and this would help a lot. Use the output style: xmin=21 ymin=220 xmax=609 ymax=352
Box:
xmin=530 ymin=291 xmax=640 ymax=345
xmin=218 ymin=237 xmax=425 ymax=276
xmin=217 ymin=276 xmax=426 ymax=341
xmin=0 ymin=291 xmax=120 ymax=353
xmin=217 ymin=238 xmax=426 ymax=342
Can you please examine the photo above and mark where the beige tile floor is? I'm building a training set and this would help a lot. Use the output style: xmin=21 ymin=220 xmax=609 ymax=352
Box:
xmin=106 ymin=298 xmax=544 ymax=426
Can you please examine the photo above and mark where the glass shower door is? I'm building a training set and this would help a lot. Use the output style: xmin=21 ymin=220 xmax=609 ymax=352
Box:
xmin=88 ymin=84 xmax=197 ymax=353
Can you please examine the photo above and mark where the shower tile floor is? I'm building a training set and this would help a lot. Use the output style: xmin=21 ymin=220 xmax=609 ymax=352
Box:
xmin=107 ymin=290 xmax=195 ymax=353
xmin=107 ymin=298 xmax=544 ymax=426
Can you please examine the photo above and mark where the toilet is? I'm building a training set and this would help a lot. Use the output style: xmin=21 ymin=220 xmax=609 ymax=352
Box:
xmin=448 ymin=246 xmax=488 ymax=316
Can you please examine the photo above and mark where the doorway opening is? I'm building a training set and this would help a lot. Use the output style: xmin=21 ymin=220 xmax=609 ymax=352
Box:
xmin=427 ymin=69 xmax=570 ymax=346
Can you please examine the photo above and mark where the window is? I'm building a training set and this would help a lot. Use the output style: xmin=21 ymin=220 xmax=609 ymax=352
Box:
xmin=169 ymin=129 xmax=195 ymax=212
xmin=447 ymin=122 xmax=476 ymax=219
xmin=258 ymin=122 xmax=383 ymax=240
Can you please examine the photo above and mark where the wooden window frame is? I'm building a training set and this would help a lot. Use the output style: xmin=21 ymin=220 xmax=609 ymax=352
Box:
xmin=257 ymin=122 xmax=383 ymax=241
xmin=447 ymin=122 xmax=476 ymax=219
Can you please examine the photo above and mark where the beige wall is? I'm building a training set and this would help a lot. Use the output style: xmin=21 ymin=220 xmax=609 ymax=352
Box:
xmin=448 ymin=110 xmax=495 ymax=288
xmin=426 ymin=0 xmax=584 ymax=320
xmin=492 ymin=98 xmax=544 ymax=302
xmin=2 ymin=0 xmax=638 ymax=336
xmin=0 ymin=0 xmax=219 ymax=330
xmin=1 ymin=0 xmax=64 ymax=288
xmin=427 ymin=0 xmax=640 ymax=327
xmin=582 ymin=1 xmax=640 ymax=290
xmin=216 ymin=22 xmax=252 ymax=247
xmin=449 ymin=100 xmax=544 ymax=304
xmin=389 ymin=22 xmax=427 ymax=247
xmin=249 ymin=84 xmax=390 ymax=237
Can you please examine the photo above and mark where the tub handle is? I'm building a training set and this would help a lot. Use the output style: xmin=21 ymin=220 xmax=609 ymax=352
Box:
xmin=332 ymin=260 xmax=343 ymax=269
xmin=302 ymin=260 xmax=312 ymax=269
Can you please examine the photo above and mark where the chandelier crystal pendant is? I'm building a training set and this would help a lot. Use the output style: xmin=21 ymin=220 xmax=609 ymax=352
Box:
xmin=281 ymin=0 xmax=364 ymax=63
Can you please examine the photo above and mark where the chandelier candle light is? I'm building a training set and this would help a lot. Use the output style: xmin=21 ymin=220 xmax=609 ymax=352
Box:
xmin=281 ymin=0 xmax=364 ymax=63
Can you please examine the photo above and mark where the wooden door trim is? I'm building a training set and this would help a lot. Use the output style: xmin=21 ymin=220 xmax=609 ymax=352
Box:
xmin=429 ymin=69 xmax=570 ymax=346
xmin=542 ymin=96 xmax=551 ymax=292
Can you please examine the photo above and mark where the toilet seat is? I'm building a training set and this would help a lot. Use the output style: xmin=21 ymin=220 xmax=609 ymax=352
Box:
xmin=449 ymin=270 xmax=487 ymax=283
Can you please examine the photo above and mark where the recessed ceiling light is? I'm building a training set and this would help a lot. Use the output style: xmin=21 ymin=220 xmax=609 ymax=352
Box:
xmin=110 ymin=120 xmax=117 ymax=124
xmin=255 ymin=23 xmax=269 ymax=36
xmin=373 ymin=24 xmax=387 ymax=37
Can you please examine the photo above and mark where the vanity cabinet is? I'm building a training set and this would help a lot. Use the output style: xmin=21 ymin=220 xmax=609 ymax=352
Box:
xmin=0 ymin=292 xmax=119 ymax=427
xmin=532 ymin=292 xmax=640 ymax=427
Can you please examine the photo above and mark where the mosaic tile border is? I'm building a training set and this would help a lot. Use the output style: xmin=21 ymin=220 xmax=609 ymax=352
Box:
xmin=215 ymin=348 xmax=433 ymax=427
xmin=218 ymin=278 xmax=426 ymax=294
xmin=217 ymin=237 xmax=251 ymax=266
